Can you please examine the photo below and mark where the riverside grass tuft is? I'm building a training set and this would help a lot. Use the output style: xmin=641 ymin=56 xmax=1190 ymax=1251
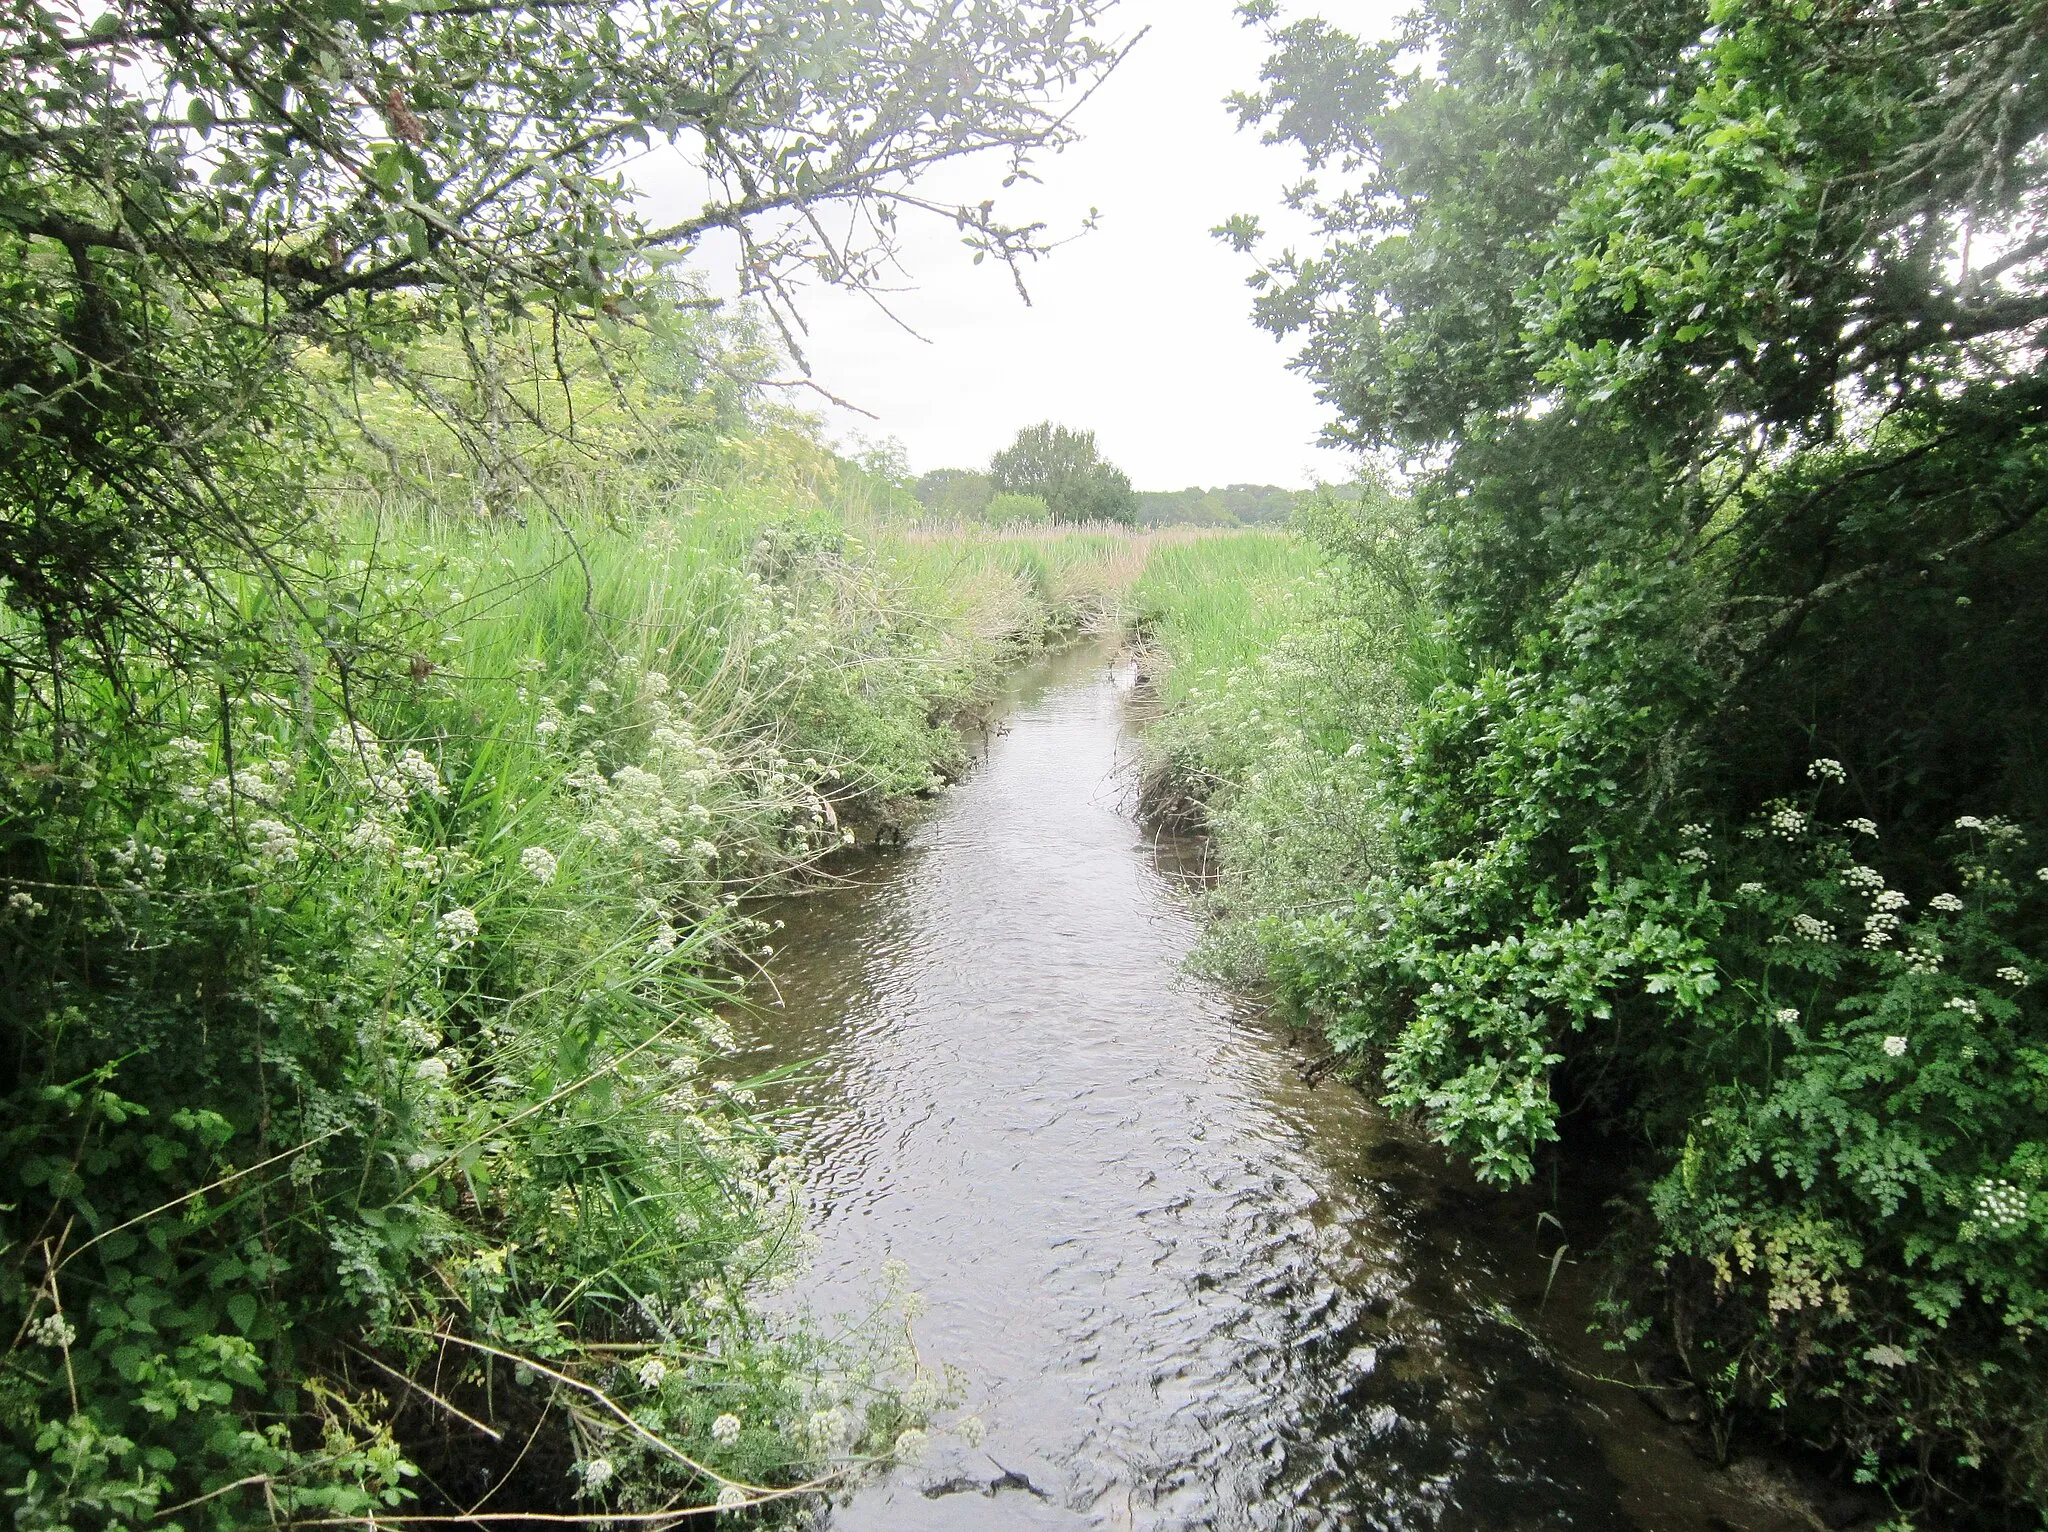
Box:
xmin=0 ymin=423 xmax=1154 ymax=1527
xmin=1127 ymin=497 xmax=1420 ymax=983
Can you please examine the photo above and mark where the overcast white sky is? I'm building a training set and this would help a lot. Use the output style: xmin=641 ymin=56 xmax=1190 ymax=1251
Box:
xmin=631 ymin=0 xmax=1403 ymax=492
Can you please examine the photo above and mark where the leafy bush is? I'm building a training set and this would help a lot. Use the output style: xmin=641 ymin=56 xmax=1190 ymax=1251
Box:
xmin=1202 ymin=0 xmax=2048 ymax=1519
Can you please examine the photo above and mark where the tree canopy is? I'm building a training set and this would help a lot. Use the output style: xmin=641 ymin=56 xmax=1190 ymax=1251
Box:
xmin=0 ymin=0 xmax=1122 ymax=652
xmin=988 ymin=420 xmax=1136 ymax=523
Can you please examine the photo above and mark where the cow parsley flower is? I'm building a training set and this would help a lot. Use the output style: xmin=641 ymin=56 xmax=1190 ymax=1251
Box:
xmin=711 ymin=1412 xmax=742 ymax=1445
xmin=715 ymin=1486 xmax=748 ymax=1510
xmin=958 ymin=1414 xmax=987 ymax=1448
xmin=1792 ymin=914 xmax=1835 ymax=942
xmin=1770 ymin=807 xmax=1809 ymax=840
xmin=892 ymin=1428 xmax=928 ymax=1462
xmin=247 ymin=818 xmax=301 ymax=864
xmin=1736 ymin=881 xmax=1766 ymax=897
xmin=1954 ymin=815 xmax=1984 ymax=831
xmin=439 ymin=907 xmax=480 ymax=948
xmin=1997 ymin=965 xmax=2030 ymax=987
xmin=1973 ymin=1178 xmax=2029 ymax=1233
xmin=1947 ymin=996 xmax=1980 ymax=1017
xmin=1930 ymin=893 xmax=1965 ymax=912
xmin=1776 ymin=1007 xmax=1801 ymax=1025
xmin=520 ymin=846 xmax=558 ymax=885
xmin=581 ymin=1458 xmax=613 ymax=1491
xmin=1808 ymin=758 xmax=1846 ymax=783
xmin=1882 ymin=1035 xmax=1909 ymax=1057
xmin=1845 ymin=817 xmax=1878 ymax=836
xmin=28 ymin=1314 xmax=75 ymax=1349
xmin=1906 ymin=945 xmax=1943 ymax=974
xmin=637 ymin=1357 xmax=667 ymax=1390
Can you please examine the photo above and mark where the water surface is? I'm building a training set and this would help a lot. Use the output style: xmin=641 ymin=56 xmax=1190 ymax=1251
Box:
xmin=727 ymin=646 xmax=1803 ymax=1531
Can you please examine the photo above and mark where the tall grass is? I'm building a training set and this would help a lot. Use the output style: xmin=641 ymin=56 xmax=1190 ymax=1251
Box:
xmin=2 ymin=453 xmax=1152 ymax=1525
xmin=1126 ymin=503 xmax=1419 ymax=983
xmin=1128 ymin=531 xmax=1324 ymax=703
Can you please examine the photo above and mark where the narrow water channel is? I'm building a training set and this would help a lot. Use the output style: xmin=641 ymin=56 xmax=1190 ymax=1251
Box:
xmin=727 ymin=645 xmax=1803 ymax=1531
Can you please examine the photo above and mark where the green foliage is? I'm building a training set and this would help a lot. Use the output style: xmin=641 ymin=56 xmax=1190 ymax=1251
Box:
xmin=0 ymin=0 xmax=1120 ymax=652
xmin=988 ymin=422 xmax=1137 ymax=525
xmin=1131 ymin=501 xmax=1418 ymax=980
xmin=984 ymin=493 xmax=1051 ymax=525
xmin=1214 ymin=0 xmax=2048 ymax=1517
xmin=0 ymin=380 xmax=1147 ymax=1523
xmin=912 ymin=470 xmax=996 ymax=520
xmin=1135 ymin=484 xmax=1304 ymax=527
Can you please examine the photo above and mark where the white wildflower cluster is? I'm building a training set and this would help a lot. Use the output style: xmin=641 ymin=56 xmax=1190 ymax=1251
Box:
xmin=326 ymin=723 xmax=445 ymax=809
xmin=637 ymin=1356 xmax=668 ymax=1390
xmin=1792 ymin=913 xmax=1836 ymax=943
xmin=245 ymin=817 xmax=302 ymax=866
xmin=892 ymin=1427 xmax=928 ymax=1462
xmin=1946 ymin=996 xmax=1980 ymax=1018
xmin=1808 ymin=758 xmax=1847 ymax=783
xmin=1769 ymin=806 xmax=1809 ymax=840
xmin=803 ymin=1405 xmax=855 ymax=1454
xmin=1997 ymin=965 xmax=2031 ymax=988
xmin=519 ymin=845 xmax=558 ymax=885
xmin=958 ymin=1414 xmax=987 ymax=1448
xmin=1929 ymin=893 xmax=1965 ymax=912
xmin=1882 ymin=1035 xmax=1909 ymax=1057
xmin=1736 ymin=881 xmax=1766 ymax=898
xmin=109 ymin=836 xmax=169 ymax=886
xmin=1905 ymin=944 xmax=1943 ymax=974
xmin=5 ymin=889 xmax=48 ymax=920
xmin=1845 ymin=817 xmax=1879 ymax=837
xmin=1971 ymin=1178 xmax=2031 ymax=1236
xmin=711 ymin=1412 xmax=742 ymax=1445
xmin=345 ymin=814 xmax=399 ymax=858
xmin=1955 ymin=815 xmax=2025 ymax=846
xmin=27 ymin=1313 xmax=75 ymax=1349
xmin=716 ymin=1485 xmax=749 ymax=1511
xmin=581 ymin=1458 xmax=614 ymax=1491
xmin=1834 ymin=865 xmax=1913 ymax=950
xmin=438 ymin=906 xmax=480 ymax=950
xmin=1776 ymin=1006 xmax=1801 ymax=1025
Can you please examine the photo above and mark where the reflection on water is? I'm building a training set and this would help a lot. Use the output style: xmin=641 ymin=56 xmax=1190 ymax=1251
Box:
xmin=723 ymin=645 xmax=1796 ymax=1531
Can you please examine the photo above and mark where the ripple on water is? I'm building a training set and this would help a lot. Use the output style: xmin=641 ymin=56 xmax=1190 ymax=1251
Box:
xmin=721 ymin=647 xmax=1793 ymax=1532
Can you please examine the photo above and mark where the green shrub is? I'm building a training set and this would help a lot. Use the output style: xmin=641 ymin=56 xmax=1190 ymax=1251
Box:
xmin=984 ymin=493 xmax=1051 ymax=526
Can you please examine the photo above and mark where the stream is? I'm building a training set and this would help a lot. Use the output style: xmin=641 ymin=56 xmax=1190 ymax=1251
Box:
xmin=724 ymin=644 xmax=1808 ymax=1531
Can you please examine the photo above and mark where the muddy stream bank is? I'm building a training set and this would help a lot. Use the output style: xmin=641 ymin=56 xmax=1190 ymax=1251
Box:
xmin=720 ymin=643 xmax=1817 ymax=1531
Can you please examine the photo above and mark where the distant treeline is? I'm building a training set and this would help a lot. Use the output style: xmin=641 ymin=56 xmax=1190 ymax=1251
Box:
xmin=913 ymin=468 xmax=1312 ymax=528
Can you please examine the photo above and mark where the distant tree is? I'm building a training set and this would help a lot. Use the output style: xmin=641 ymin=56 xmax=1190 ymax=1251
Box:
xmin=1136 ymin=488 xmax=1238 ymax=527
xmin=1133 ymin=484 xmax=1307 ymax=527
xmin=989 ymin=422 xmax=1136 ymax=523
xmin=913 ymin=469 xmax=996 ymax=519
xmin=985 ymin=491 xmax=1051 ymax=524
